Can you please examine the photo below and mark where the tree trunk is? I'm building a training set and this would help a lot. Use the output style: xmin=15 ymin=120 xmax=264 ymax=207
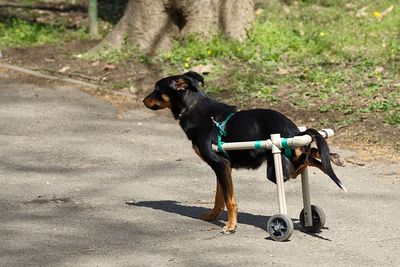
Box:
xmin=96 ymin=0 xmax=254 ymax=53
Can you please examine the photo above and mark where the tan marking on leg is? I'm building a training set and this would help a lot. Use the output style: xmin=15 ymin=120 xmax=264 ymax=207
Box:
xmin=294 ymin=147 xmax=305 ymax=160
xmin=222 ymin=164 xmax=237 ymax=234
xmin=291 ymin=164 xmax=308 ymax=178
xmin=291 ymin=147 xmax=306 ymax=166
xmin=192 ymin=145 xmax=204 ymax=161
xmin=310 ymin=147 xmax=321 ymax=159
xmin=201 ymin=180 xmax=225 ymax=221
xmin=310 ymin=148 xmax=345 ymax=167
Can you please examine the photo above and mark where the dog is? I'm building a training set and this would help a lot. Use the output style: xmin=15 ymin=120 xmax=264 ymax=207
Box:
xmin=143 ymin=71 xmax=346 ymax=234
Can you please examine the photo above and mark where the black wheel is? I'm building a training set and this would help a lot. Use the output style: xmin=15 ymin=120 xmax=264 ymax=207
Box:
xmin=266 ymin=214 xmax=294 ymax=242
xmin=299 ymin=205 xmax=326 ymax=233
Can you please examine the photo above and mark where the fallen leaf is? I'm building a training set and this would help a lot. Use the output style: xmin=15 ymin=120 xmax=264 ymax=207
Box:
xmin=356 ymin=6 xmax=368 ymax=17
xmin=190 ymin=64 xmax=214 ymax=74
xmin=58 ymin=66 xmax=70 ymax=73
xmin=129 ymin=86 xmax=137 ymax=94
xmin=255 ymin=8 xmax=264 ymax=16
xmin=374 ymin=5 xmax=394 ymax=21
xmin=345 ymin=3 xmax=357 ymax=10
xmin=44 ymin=58 xmax=55 ymax=63
xmin=283 ymin=5 xmax=290 ymax=14
xmin=277 ymin=68 xmax=289 ymax=75
xmin=103 ymin=63 xmax=117 ymax=71
xmin=374 ymin=66 xmax=384 ymax=73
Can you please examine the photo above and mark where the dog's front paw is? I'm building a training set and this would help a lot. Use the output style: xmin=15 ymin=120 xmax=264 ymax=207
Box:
xmin=201 ymin=210 xmax=220 ymax=221
xmin=221 ymin=223 xmax=236 ymax=234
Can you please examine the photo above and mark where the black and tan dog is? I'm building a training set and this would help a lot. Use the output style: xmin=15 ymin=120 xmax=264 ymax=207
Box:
xmin=143 ymin=71 xmax=345 ymax=234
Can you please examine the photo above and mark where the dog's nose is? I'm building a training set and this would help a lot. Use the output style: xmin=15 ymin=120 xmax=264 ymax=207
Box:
xmin=143 ymin=94 xmax=162 ymax=110
xmin=143 ymin=95 xmax=152 ymax=108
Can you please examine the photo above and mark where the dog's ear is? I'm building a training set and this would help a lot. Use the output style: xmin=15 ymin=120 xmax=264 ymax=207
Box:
xmin=183 ymin=71 xmax=204 ymax=86
xmin=170 ymin=76 xmax=199 ymax=92
xmin=170 ymin=77 xmax=189 ymax=91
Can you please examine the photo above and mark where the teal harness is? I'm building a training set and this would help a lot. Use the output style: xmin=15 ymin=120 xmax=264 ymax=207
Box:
xmin=212 ymin=113 xmax=236 ymax=159
xmin=212 ymin=113 xmax=293 ymax=159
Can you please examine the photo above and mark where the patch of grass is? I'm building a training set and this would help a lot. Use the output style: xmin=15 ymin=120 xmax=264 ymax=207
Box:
xmin=77 ymin=45 xmax=141 ymax=63
xmin=110 ymin=81 xmax=127 ymax=90
xmin=0 ymin=18 xmax=89 ymax=49
xmin=160 ymin=0 xmax=400 ymax=128
xmin=14 ymin=0 xmax=43 ymax=3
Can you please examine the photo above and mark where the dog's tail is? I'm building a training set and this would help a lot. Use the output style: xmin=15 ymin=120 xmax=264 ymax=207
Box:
xmin=297 ymin=128 xmax=347 ymax=192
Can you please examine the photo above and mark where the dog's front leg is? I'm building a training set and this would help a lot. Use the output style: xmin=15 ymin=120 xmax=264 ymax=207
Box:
xmin=202 ymin=162 xmax=237 ymax=234
xmin=216 ymin=162 xmax=237 ymax=234
xmin=201 ymin=179 xmax=225 ymax=221
xmin=195 ymin=140 xmax=237 ymax=234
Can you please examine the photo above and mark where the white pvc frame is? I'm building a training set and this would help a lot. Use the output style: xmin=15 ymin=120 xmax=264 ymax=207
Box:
xmin=212 ymin=128 xmax=335 ymax=227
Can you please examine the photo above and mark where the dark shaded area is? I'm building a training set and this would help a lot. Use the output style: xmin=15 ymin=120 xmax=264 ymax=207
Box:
xmin=0 ymin=0 xmax=128 ymax=26
xmin=130 ymin=200 xmax=331 ymax=240
xmin=165 ymin=5 xmax=187 ymax=31
xmin=0 ymin=2 xmax=87 ymax=13
xmin=0 ymin=1 xmax=87 ymax=29
xmin=98 ymin=0 xmax=128 ymax=25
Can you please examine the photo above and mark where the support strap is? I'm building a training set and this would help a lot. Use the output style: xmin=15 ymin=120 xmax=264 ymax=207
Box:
xmin=212 ymin=113 xmax=236 ymax=159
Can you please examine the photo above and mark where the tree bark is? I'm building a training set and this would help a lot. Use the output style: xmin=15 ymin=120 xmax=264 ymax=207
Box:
xmin=96 ymin=0 xmax=254 ymax=53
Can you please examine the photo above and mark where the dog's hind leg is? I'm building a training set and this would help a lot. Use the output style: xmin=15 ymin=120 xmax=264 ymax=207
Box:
xmin=200 ymin=180 xmax=225 ymax=221
xmin=292 ymin=151 xmax=338 ymax=177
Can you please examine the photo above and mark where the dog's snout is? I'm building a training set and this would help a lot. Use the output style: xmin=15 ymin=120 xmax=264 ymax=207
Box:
xmin=143 ymin=91 xmax=169 ymax=110
xmin=143 ymin=94 xmax=157 ymax=109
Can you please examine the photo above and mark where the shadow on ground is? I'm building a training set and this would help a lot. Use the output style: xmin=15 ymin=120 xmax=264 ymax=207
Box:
xmin=131 ymin=200 xmax=331 ymax=241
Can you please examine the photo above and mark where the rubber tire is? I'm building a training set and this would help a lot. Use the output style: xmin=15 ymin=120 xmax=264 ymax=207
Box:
xmin=266 ymin=214 xmax=294 ymax=242
xmin=299 ymin=205 xmax=326 ymax=233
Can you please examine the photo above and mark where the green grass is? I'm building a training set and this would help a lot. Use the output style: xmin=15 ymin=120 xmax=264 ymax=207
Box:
xmin=2 ymin=0 xmax=398 ymax=132
xmin=159 ymin=0 xmax=400 ymax=127
xmin=77 ymin=45 xmax=141 ymax=63
xmin=0 ymin=18 xmax=89 ymax=49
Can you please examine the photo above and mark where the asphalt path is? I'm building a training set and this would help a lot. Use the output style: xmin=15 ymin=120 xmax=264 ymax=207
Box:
xmin=1 ymin=69 xmax=399 ymax=266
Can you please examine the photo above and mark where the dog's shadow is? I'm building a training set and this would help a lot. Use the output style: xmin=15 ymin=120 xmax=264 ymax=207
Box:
xmin=129 ymin=200 xmax=331 ymax=241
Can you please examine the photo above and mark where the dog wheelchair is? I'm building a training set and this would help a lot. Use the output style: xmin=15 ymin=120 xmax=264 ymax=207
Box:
xmin=212 ymin=128 xmax=335 ymax=241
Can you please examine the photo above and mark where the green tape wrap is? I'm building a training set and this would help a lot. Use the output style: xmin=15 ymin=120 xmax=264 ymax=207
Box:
xmin=281 ymin=138 xmax=293 ymax=158
xmin=281 ymin=138 xmax=289 ymax=148
xmin=254 ymin=140 xmax=262 ymax=149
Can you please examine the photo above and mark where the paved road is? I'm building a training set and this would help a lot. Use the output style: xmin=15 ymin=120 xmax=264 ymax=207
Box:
xmin=1 ymin=69 xmax=399 ymax=266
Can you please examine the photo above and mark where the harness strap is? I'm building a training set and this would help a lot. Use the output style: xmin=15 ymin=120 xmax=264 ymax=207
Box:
xmin=212 ymin=113 xmax=236 ymax=159
xmin=213 ymin=114 xmax=294 ymax=159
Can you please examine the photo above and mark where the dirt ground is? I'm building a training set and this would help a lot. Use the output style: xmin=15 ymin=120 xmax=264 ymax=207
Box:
xmin=2 ymin=40 xmax=400 ymax=163
xmin=1 ymin=68 xmax=400 ymax=266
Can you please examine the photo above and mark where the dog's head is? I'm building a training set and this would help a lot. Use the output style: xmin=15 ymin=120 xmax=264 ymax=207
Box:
xmin=143 ymin=71 xmax=204 ymax=115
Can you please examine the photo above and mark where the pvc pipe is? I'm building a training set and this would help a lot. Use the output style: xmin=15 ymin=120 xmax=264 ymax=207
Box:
xmin=282 ymin=135 xmax=312 ymax=147
xmin=271 ymin=134 xmax=287 ymax=215
xmin=320 ymin=128 xmax=334 ymax=139
xmin=301 ymin=167 xmax=313 ymax=227
xmin=212 ymin=128 xmax=334 ymax=152
xmin=211 ymin=140 xmax=272 ymax=152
